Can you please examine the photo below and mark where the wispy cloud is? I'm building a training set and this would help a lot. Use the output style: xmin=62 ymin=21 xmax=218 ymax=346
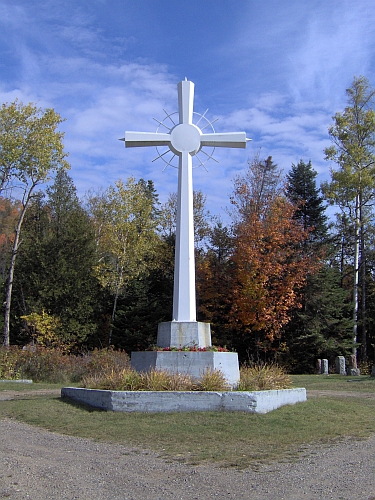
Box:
xmin=1 ymin=0 xmax=375 ymax=220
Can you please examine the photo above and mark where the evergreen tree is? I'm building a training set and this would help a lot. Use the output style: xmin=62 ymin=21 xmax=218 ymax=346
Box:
xmin=14 ymin=170 xmax=102 ymax=349
xmin=281 ymin=265 xmax=354 ymax=373
xmin=196 ymin=221 xmax=234 ymax=349
xmin=112 ymin=240 xmax=174 ymax=352
xmin=283 ymin=160 xmax=355 ymax=371
xmin=286 ymin=160 xmax=328 ymax=240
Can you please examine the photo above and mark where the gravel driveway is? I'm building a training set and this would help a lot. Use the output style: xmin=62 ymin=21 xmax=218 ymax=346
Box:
xmin=1 ymin=389 xmax=375 ymax=500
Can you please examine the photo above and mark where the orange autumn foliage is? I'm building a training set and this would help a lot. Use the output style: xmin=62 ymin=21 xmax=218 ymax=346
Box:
xmin=230 ymin=196 xmax=319 ymax=341
xmin=0 ymin=197 xmax=21 ymax=249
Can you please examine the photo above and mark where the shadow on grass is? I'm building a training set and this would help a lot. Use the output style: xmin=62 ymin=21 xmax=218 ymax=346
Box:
xmin=59 ymin=396 xmax=106 ymax=413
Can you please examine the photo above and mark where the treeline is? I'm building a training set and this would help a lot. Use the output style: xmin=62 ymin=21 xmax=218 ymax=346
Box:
xmin=1 ymin=76 xmax=375 ymax=373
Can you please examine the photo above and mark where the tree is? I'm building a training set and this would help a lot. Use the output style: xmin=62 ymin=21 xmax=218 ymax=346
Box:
xmin=282 ymin=160 xmax=353 ymax=371
xmin=230 ymin=154 xmax=283 ymax=223
xmin=280 ymin=265 xmax=354 ymax=373
xmin=0 ymin=197 xmax=21 ymax=283
xmin=88 ymin=178 xmax=160 ymax=345
xmin=322 ymin=76 xmax=375 ymax=361
xmin=11 ymin=171 xmax=102 ymax=349
xmin=227 ymin=155 xmax=318 ymax=361
xmin=231 ymin=196 xmax=313 ymax=345
xmin=196 ymin=220 xmax=234 ymax=348
xmin=286 ymin=160 xmax=328 ymax=241
xmin=0 ymin=101 xmax=69 ymax=346
xmin=159 ymin=189 xmax=212 ymax=248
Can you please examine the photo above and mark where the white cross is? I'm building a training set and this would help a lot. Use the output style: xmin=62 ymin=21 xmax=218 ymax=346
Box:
xmin=123 ymin=79 xmax=248 ymax=322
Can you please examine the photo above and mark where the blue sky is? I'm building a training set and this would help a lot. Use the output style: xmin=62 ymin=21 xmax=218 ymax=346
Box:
xmin=1 ymin=0 xmax=375 ymax=220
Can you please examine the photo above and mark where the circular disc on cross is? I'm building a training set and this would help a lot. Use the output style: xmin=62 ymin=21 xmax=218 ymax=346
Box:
xmin=170 ymin=123 xmax=201 ymax=154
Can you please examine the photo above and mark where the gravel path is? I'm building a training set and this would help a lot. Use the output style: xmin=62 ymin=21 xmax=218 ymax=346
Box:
xmin=0 ymin=390 xmax=375 ymax=500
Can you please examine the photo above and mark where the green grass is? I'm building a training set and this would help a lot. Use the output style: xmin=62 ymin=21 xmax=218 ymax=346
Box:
xmin=291 ymin=374 xmax=375 ymax=392
xmin=0 ymin=381 xmax=67 ymax=391
xmin=0 ymin=378 xmax=374 ymax=468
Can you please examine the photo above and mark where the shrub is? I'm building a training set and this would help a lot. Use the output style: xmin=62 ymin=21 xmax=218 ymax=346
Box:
xmin=0 ymin=346 xmax=130 ymax=384
xmin=20 ymin=347 xmax=73 ymax=383
xmin=238 ymin=364 xmax=292 ymax=391
xmin=0 ymin=347 xmax=22 ymax=379
xmin=83 ymin=348 xmax=131 ymax=376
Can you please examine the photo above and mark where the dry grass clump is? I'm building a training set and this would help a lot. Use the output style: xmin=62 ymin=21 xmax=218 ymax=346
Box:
xmin=196 ymin=368 xmax=230 ymax=391
xmin=83 ymin=364 xmax=291 ymax=392
xmin=82 ymin=367 xmax=230 ymax=391
xmin=238 ymin=364 xmax=292 ymax=391
xmin=140 ymin=370 xmax=195 ymax=391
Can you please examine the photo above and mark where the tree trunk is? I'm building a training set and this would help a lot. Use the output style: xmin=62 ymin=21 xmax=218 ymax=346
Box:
xmin=3 ymin=205 xmax=27 ymax=346
xmin=108 ymin=266 xmax=124 ymax=347
xmin=352 ymin=195 xmax=360 ymax=358
xmin=360 ymin=209 xmax=367 ymax=362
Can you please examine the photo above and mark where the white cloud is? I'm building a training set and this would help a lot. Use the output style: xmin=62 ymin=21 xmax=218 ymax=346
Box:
xmin=1 ymin=0 xmax=375 ymax=221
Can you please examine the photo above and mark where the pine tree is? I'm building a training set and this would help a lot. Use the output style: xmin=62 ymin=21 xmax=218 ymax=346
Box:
xmin=14 ymin=170 xmax=101 ymax=349
xmin=283 ymin=160 xmax=355 ymax=371
xmin=196 ymin=221 xmax=234 ymax=349
xmin=280 ymin=265 xmax=354 ymax=373
xmin=286 ymin=160 xmax=327 ymax=240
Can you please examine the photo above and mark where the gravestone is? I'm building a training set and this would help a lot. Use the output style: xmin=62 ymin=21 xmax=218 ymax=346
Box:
xmin=122 ymin=80 xmax=248 ymax=386
xmin=347 ymin=354 xmax=360 ymax=376
xmin=335 ymin=356 xmax=346 ymax=375
xmin=316 ymin=359 xmax=322 ymax=374
xmin=322 ymin=359 xmax=329 ymax=375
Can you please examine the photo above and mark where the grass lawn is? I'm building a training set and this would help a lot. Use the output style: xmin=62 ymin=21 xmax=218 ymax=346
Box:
xmin=291 ymin=374 xmax=375 ymax=392
xmin=0 ymin=381 xmax=67 ymax=391
xmin=0 ymin=375 xmax=374 ymax=468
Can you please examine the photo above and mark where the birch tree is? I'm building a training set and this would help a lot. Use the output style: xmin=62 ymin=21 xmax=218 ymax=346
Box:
xmin=322 ymin=76 xmax=375 ymax=361
xmin=0 ymin=101 xmax=69 ymax=346
xmin=88 ymin=178 xmax=159 ymax=345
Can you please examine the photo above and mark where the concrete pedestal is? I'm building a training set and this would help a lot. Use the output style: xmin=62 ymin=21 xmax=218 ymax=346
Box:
xmin=62 ymin=387 xmax=307 ymax=413
xmin=131 ymin=351 xmax=240 ymax=388
xmin=157 ymin=321 xmax=211 ymax=348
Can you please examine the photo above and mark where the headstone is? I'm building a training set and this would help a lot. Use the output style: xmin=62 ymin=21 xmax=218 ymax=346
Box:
xmin=349 ymin=354 xmax=357 ymax=369
xmin=347 ymin=354 xmax=360 ymax=376
xmin=348 ymin=368 xmax=361 ymax=376
xmin=335 ymin=356 xmax=346 ymax=375
xmin=322 ymin=359 xmax=329 ymax=375
xmin=123 ymin=80 xmax=248 ymax=386
xmin=316 ymin=359 xmax=322 ymax=375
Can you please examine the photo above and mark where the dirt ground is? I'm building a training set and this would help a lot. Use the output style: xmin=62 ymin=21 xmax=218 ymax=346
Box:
xmin=0 ymin=389 xmax=375 ymax=500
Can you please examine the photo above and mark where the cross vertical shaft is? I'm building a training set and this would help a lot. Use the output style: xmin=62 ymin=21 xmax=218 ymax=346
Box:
xmin=173 ymin=81 xmax=196 ymax=321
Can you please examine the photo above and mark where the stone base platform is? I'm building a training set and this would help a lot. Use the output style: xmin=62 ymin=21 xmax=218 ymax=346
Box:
xmin=131 ymin=351 xmax=240 ymax=387
xmin=157 ymin=321 xmax=211 ymax=348
xmin=61 ymin=387 xmax=307 ymax=414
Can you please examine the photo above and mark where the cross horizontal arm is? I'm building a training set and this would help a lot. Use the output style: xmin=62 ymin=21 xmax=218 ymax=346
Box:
xmin=124 ymin=131 xmax=171 ymax=148
xmin=200 ymin=132 xmax=248 ymax=148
